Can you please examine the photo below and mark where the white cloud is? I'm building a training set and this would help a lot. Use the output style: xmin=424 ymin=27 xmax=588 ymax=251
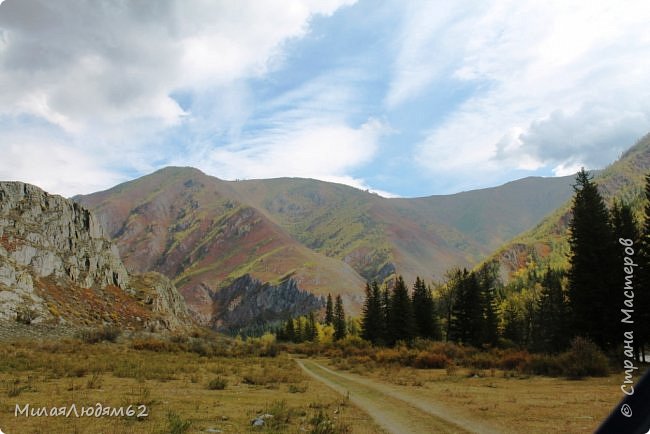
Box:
xmin=168 ymin=64 xmax=393 ymax=195
xmin=405 ymin=0 xmax=650 ymax=189
xmin=198 ymin=118 xmax=387 ymax=184
xmin=0 ymin=138 xmax=125 ymax=197
xmin=0 ymin=0 xmax=357 ymax=195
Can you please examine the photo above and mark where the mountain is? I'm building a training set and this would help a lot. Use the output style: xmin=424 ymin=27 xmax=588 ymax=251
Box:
xmin=75 ymin=168 xmax=366 ymax=323
xmin=0 ymin=181 xmax=193 ymax=332
xmin=76 ymin=166 xmax=575 ymax=325
xmin=227 ymin=174 xmax=575 ymax=286
xmin=488 ymin=133 xmax=650 ymax=280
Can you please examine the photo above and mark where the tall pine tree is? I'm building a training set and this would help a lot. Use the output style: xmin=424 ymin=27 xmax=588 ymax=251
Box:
xmin=389 ymin=276 xmax=416 ymax=344
xmin=449 ymin=269 xmax=484 ymax=347
xmin=325 ymin=294 xmax=334 ymax=326
xmin=381 ymin=285 xmax=392 ymax=344
xmin=637 ymin=174 xmax=650 ymax=362
xmin=361 ymin=281 xmax=385 ymax=344
xmin=334 ymin=295 xmax=347 ymax=341
xmin=476 ymin=265 xmax=499 ymax=347
xmin=306 ymin=311 xmax=318 ymax=342
xmin=412 ymin=277 xmax=438 ymax=340
xmin=532 ymin=267 xmax=569 ymax=353
xmin=567 ymin=169 xmax=618 ymax=350
xmin=284 ymin=318 xmax=296 ymax=342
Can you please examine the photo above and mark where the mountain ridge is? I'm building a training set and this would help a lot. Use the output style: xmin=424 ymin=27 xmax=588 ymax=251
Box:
xmin=486 ymin=133 xmax=650 ymax=280
xmin=76 ymin=166 xmax=577 ymax=326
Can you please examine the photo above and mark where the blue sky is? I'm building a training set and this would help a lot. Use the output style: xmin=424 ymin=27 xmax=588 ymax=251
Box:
xmin=1 ymin=0 xmax=650 ymax=197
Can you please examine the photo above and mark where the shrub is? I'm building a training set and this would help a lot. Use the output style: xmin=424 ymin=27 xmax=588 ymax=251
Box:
xmin=446 ymin=364 xmax=459 ymax=376
xmin=467 ymin=352 xmax=498 ymax=369
xmin=130 ymin=338 xmax=174 ymax=352
xmin=15 ymin=304 xmax=38 ymax=325
xmin=310 ymin=409 xmax=351 ymax=434
xmin=523 ymin=354 xmax=564 ymax=377
xmin=413 ymin=352 xmax=450 ymax=369
xmin=78 ymin=326 xmax=121 ymax=344
xmin=7 ymin=378 xmax=28 ymax=397
xmin=498 ymin=351 xmax=531 ymax=371
xmin=560 ymin=337 xmax=610 ymax=379
xmin=166 ymin=411 xmax=192 ymax=434
xmin=373 ymin=348 xmax=400 ymax=364
xmin=188 ymin=340 xmax=209 ymax=356
xmin=288 ymin=384 xmax=308 ymax=393
xmin=260 ymin=400 xmax=291 ymax=431
xmin=207 ymin=377 xmax=227 ymax=390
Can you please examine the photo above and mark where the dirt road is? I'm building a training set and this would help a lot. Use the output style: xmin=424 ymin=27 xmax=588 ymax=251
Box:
xmin=296 ymin=358 xmax=500 ymax=434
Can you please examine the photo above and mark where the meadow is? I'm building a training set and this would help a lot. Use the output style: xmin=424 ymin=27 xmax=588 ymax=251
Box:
xmin=0 ymin=331 xmax=638 ymax=433
xmin=0 ymin=333 xmax=381 ymax=434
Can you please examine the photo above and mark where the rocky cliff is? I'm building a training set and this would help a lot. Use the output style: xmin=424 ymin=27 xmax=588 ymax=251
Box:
xmin=212 ymin=274 xmax=324 ymax=333
xmin=0 ymin=181 xmax=192 ymax=332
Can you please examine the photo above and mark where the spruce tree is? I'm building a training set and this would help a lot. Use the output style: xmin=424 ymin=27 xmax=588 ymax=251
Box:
xmin=361 ymin=281 xmax=384 ymax=344
xmin=294 ymin=317 xmax=305 ymax=343
xmin=533 ymin=267 xmax=569 ymax=353
xmin=476 ymin=265 xmax=500 ymax=347
xmin=567 ymin=169 xmax=618 ymax=350
xmin=440 ymin=269 xmax=461 ymax=341
xmin=284 ymin=318 xmax=296 ymax=343
xmin=389 ymin=275 xmax=416 ymax=344
xmin=325 ymin=294 xmax=334 ymax=326
xmin=502 ymin=300 xmax=524 ymax=346
xmin=637 ymin=174 xmax=650 ymax=361
xmin=612 ymin=200 xmax=641 ymax=357
xmin=381 ymin=285 xmax=392 ymax=344
xmin=334 ymin=295 xmax=347 ymax=341
xmin=449 ymin=269 xmax=484 ymax=347
xmin=412 ymin=277 xmax=438 ymax=340
xmin=306 ymin=311 xmax=318 ymax=342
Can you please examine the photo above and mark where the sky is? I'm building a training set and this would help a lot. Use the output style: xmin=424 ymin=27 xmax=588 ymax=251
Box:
xmin=1 ymin=0 xmax=650 ymax=198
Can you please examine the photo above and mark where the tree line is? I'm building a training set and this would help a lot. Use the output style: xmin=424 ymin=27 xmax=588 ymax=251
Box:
xmin=276 ymin=294 xmax=348 ymax=343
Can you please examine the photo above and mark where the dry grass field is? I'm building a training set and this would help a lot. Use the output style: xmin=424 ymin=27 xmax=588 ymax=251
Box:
xmin=0 ymin=334 xmax=640 ymax=433
xmin=0 ymin=336 xmax=384 ymax=434
xmin=323 ymin=358 xmax=627 ymax=433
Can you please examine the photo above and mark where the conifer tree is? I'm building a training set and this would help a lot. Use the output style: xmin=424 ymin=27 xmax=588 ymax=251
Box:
xmin=284 ymin=318 xmax=296 ymax=342
xmin=294 ymin=317 xmax=305 ymax=343
xmin=381 ymin=285 xmax=392 ymax=344
xmin=325 ymin=294 xmax=334 ymax=326
xmin=361 ymin=282 xmax=374 ymax=341
xmin=612 ymin=200 xmax=641 ymax=357
xmin=412 ymin=277 xmax=438 ymax=340
xmin=440 ymin=269 xmax=461 ymax=341
xmin=306 ymin=311 xmax=318 ymax=342
xmin=449 ymin=269 xmax=483 ymax=347
xmin=637 ymin=174 xmax=650 ymax=361
xmin=389 ymin=275 xmax=416 ymax=344
xmin=502 ymin=300 xmax=524 ymax=346
xmin=567 ymin=168 xmax=618 ymax=350
xmin=361 ymin=281 xmax=384 ymax=344
xmin=476 ymin=265 xmax=500 ymax=346
xmin=334 ymin=295 xmax=347 ymax=341
xmin=532 ymin=267 xmax=569 ymax=353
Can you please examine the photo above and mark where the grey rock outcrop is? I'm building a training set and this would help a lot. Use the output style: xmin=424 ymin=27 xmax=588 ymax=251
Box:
xmin=130 ymin=272 xmax=193 ymax=331
xmin=0 ymin=182 xmax=129 ymax=292
xmin=0 ymin=181 xmax=192 ymax=331
xmin=212 ymin=274 xmax=324 ymax=332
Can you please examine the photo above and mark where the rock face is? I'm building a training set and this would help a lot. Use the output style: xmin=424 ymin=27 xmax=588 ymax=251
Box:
xmin=0 ymin=181 xmax=191 ymax=331
xmin=129 ymin=272 xmax=193 ymax=331
xmin=212 ymin=274 xmax=324 ymax=333
xmin=0 ymin=182 xmax=129 ymax=293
